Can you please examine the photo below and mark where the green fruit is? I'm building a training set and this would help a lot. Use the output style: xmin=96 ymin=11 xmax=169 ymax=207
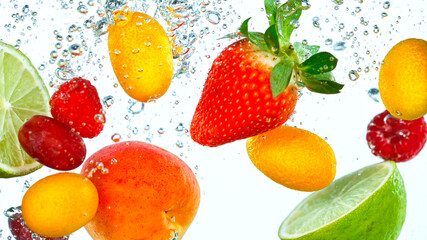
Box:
xmin=0 ymin=41 xmax=50 ymax=178
xmin=279 ymin=161 xmax=406 ymax=240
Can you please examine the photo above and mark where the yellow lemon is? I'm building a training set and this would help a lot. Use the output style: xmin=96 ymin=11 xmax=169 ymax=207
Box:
xmin=22 ymin=172 xmax=99 ymax=237
xmin=108 ymin=11 xmax=173 ymax=102
xmin=379 ymin=38 xmax=427 ymax=120
xmin=247 ymin=126 xmax=336 ymax=192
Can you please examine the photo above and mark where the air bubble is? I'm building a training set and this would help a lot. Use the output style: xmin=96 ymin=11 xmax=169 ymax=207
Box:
xmin=325 ymin=38 xmax=333 ymax=45
xmin=349 ymin=70 xmax=359 ymax=81
xmin=368 ymin=88 xmax=380 ymax=102
xmin=381 ymin=12 xmax=388 ymax=18
xmin=128 ymin=101 xmax=144 ymax=114
xmin=77 ymin=5 xmax=89 ymax=14
xmin=383 ymin=1 xmax=390 ymax=9
xmin=111 ymin=133 xmax=121 ymax=142
xmin=206 ymin=10 xmax=220 ymax=24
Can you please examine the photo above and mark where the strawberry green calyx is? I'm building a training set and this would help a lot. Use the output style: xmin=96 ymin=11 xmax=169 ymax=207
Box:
xmin=237 ymin=0 xmax=343 ymax=97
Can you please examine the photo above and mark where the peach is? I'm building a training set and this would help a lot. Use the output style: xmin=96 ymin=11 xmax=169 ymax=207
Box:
xmin=80 ymin=141 xmax=200 ymax=240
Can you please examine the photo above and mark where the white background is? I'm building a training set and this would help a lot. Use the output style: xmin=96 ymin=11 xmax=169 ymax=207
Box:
xmin=0 ymin=0 xmax=426 ymax=239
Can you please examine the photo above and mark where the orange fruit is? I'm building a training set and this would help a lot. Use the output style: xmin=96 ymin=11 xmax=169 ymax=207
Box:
xmin=379 ymin=38 xmax=427 ymax=120
xmin=108 ymin=11 xmax=173 ymax=102
xmin=21 ymin=172 xmax=99 ymax=237
xmin=246 ymin=125 xmax=336 ymax=192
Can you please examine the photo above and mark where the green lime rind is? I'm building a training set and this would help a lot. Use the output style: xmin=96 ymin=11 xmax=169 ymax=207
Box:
xmin=0 ymin=41 xmax=50 ymax=178
xmin=279 ymin=161 xmax=406 ymax=240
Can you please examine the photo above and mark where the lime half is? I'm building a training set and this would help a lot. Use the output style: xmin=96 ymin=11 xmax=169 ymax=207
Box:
xmin=279 ymin=161 xmax=406 ymax=240
xmin=0 ymin=42 xmax=50 ymax=178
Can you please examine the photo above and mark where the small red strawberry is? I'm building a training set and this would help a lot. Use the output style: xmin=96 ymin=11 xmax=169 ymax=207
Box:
xmin=366 ymin=110 xmax=427 ymax=162
xmin=190 ymin=0 xmax=343 ymax=147
xmin=50 ymin=77 xmax=105 ymax=138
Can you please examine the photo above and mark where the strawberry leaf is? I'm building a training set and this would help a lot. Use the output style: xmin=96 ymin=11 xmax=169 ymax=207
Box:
xmin=293 ymin=42 xmax=320 ymax=63
xmin=265 ymin=0 xmax=278 ymax=26
xmin=276 ymin=1 xmax=302 ymax=43
xmin=301 ymin=72 xmax=344 ymax=94
xmin=298 ymin=52 xmax=338 ymax=75
xmin=264 ymin=25 xmax=280 ymax=54
xmin=239 ymin=18 xmax=269 ymax=51
xmin=270 ymin=58 xmax=295 ymax=98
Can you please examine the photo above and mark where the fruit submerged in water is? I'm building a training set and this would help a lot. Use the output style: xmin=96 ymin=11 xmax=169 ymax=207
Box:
xmin=18 ymin=115 xmax=86 ymax=171
xmin=81 ymin=141 xmax=200 ymax=240
xmin=7 ymin=206 xmax=69 ymax=240
xmin=379 ymin=38 xmax=427 ymax=120
xmin=108 ymin=11 xmax=173 ymax=103
xmin=247 ymin=125 xmax=336 ymax=192
xmin=22 ymin=172 xmax=99 ymax=238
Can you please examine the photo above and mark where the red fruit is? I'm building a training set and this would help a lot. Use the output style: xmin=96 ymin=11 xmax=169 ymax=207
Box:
xmin=366 ymin=110 xmax=427 ymax=162
xmin=18 ymin=115 xmax=86 ymax=170
xmin=7 ymin=206 xmax=69 ymax=240
xmin=50 ymin=77 xmax=105 ymax=138
xmin=190 ymin=39 xmax=298 ymax=147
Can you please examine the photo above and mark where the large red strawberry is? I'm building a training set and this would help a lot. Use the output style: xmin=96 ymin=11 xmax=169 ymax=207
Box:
xmin=190 ymin=0 xmax=344 ymax=147
xmin=367 ymin=110 xmax=427 ymax=162
xmin=50 ymin=77 xmax=105 ymax=138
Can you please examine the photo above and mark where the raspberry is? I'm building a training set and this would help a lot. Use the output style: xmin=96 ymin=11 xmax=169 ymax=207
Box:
xmin=366 ymin=110 xmax=427 ymax=162
xmin=50 ymin=77 xmax=105 ymax=138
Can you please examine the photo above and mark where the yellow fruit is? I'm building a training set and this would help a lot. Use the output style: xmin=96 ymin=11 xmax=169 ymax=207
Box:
xmin=108 ymin=11 xmax=173 ymax=102
xmin=246 ymin=126 xmax=336 ymax=192
xmin=22 ymin=172 xmax=99 ymax=237
xmin=379 ymin=38 xmax=427 ymax=120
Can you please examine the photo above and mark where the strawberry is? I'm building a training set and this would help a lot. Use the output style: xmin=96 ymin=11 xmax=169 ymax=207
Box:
xmin=190 ymin=0 xmax=344 ymax=147
xmin=50 ymin=77 xmax=105 ymax=138
xmin=366 ymin=110 xmax=427 ymax=162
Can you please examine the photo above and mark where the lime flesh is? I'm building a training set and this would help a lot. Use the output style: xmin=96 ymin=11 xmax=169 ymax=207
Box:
xmin=0 ymin=41 xmax=50 ymax=178
xmin=279 ymin=161 xmax=406 ymax=240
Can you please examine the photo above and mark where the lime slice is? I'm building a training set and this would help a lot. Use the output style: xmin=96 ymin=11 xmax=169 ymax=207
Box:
xmin=279 ymin=161 xmax=406 ymax=240
xmin=0 ymin=41 xmax=50 ymax=178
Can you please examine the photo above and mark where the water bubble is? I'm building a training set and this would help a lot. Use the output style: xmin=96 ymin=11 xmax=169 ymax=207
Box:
xmin=176 ymin=123 xmax=185 ymax=132
xmin=38 ymin=64 xmax=46 ymax=70
xmin=132 ymin=127 xmax=138 ymax=135
xmin=383 ymin=1 xmax=390 ymax=9
xmin=62 ymin=49 xmax=69 ymax=57
xmin=206 ymin=10 xmax=220 ymax=24
xmin=111 ymin=158 xmax=118 ymax=165
xmin=94 ymin=114 xmax=105 ymax=123
xmin=364 ymin=66 xmax=370 ymax=72
xmin=144 ymin=125 xmax=150 ymax=131
xmin=94 ymin=17 xmax=110 ymax=36
xmin=176 ymin=141 xmax=184 ymax=148
xmin=381 ymin=12 xmax=388 ymax=18
xmin=77 ymin=5 xmax=89 ymax=14
xmin=313 ymin=21 xmax=320 ymax=28
xmin=301 ymin=0 xmax=311 ymax=10
xmin=158 ymin=128 xmax=165 ymax=134
xmin=87 ymin=0 xmax=95 ymax=6
xmin=339 ymin=23 xmax=345 ymax=29
xmin=50 ymin=50 xmax=58 ymax=59
xmin=111 ymin=133 xmax=121 ymax=142
xmin=128 ymin=101 xmax=144 ymax=114
xmin=84 ymin=19 xmax=94 ymax=28
xmin=55 ymin=42 xmax=62 ymax=49
xmin=56 ymin=35 xmax=63 ymax=41
xmin=290 ymin=19 xmax=300 ymax=29
xmin=69 ymin=44 xmax=82 ymax=56
xmin=325 ymin=38 xmax=333 ymax=45
xmin=367 ymin=88 xmax=379 ymax=101
xmin=348 ymin=70 xmax=360 ymax=81
xmin=68 ymin=24 xmax=77 ymax=32
xmin=333 ymin=41 xmax=346 ymax=51
xmin=373 ymin=25 xmax=380 ymax=34
xmin=103 ymin=95 xmax=114 ymax=108
xmin=332 ymin=0 xmax=344 ymax=5
xmin=3 ymin=207 xmax=21 ymax=219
